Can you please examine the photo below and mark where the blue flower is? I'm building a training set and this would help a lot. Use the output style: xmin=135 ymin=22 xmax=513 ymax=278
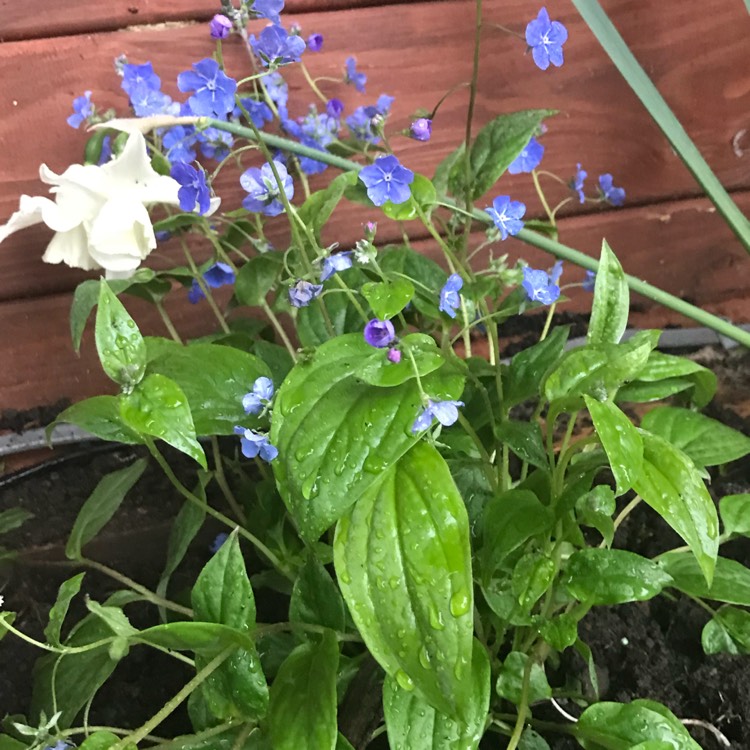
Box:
xmin=242 ymin=376 xmax=275 ymax=415
xmin=439 ymin=273 xmax=463 ymax=318
xmin=344 ymin=57 xmax=367 ymax=92
xmin=411 ymin=399 xmax=464 ymax=434
xmin=583 ymin=270 xmax=596 ymax=292
xmin=250 ymin=25 xmax=306 ymax=67
xmin=358 ymin=155 xmax=414 ymax=207
xmin=410 ymin=118 xmax=432 ymax=142
xmin=128 ymin=84 xmax=176 ymax=117
xmin=486 ymin=195 xmax=526 ymax=240
xmin=508 ymin=137 xmax=545 ymax=174
xmin=67 ymin=91 xmax=94 ymax=129
xmin=121 ymin=62 xmax=161 ymax=96
xmin=307 ymin=33 xmax=323 ymax=51
xmin=289 ymin=280 xmax=323 ymax=307
xmin=261 ymin=72 xmax=288 ymax=108
xmin=598 ymin=174 xmax=625 ymax=206
xmin=346 ymin=95 xmax=392 ymax=143
xmin=163 ymin=124 xmax=198 ymax=165
xmin=526 ymin=7 xmax=568 ymax=70
xmin=571 ymin=163 xmax=587 ymax=203
xmin=240 ymin=161 xmax=294 ymax=216
xmin=210 ymin=14 xmax=232 ymax=38
xmin=171 ymin=162 xmax=211 ymax=214
xmin=321 ymin=251 xmax=353 ymax=281
xmin=250 ymin=0 xmax=285 ymax=24
xmin=522 ymin=262 xmax=563 ymax=305
xmin=98 ymin=135 xmax=113 ymax=165
xmin=364 ymin=319 xmax=396 ymax=348
xmin=235 ymin=98 xmax=274 ymax=128
xmin=234 ymin=427 xmax=278 ymax=462
xmin=327 ymin=98 xmax=344 ymax=118
xmin=197 ymin=127 xmax=233 ymax=161
xmin=209 ymin=532 xmax=229 ymax=554
xmin=188 ymin=262 xmax=236 ymax=303
xmin=178 ymin=58 xmax=238 ymax=118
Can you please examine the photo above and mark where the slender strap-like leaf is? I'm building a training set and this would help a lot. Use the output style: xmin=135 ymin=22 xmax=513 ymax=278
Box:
xmin=571 ymin=0 xmax=750 ymax=255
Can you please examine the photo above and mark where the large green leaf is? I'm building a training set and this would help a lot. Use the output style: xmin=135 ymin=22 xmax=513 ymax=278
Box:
xmin=632 ymin=431 xmax=719 ymax=586
xmin=268 ymin=630 xmax=339 ymax=750
xmin=47 ymin=396 xmax=144 ymax=445
xmin=575 ymin=699 xmax=701 ymax=749
xmin=362 ymin=278 xmax=415 ymax=320
xmin=334 ymin=443 xmax=474 ymax=719
xmin=640 ymin=406 xmax=750 ymax=468
xmin=271 ymin=333 xmax=463 ymax=540
xmin=449 ymin=110 xmax=556 ymax=200
xmin=66 ymin=458 xmax=147 ymax=560
xmin=297 ymin=171 xmax=358 ymax=239
xmin=191 ymin=531 xmax=268 ymax=720
xmin=296 ymin=284 xmax=364 ymax=348
xmin=290 ymin=556 xmax=346 ymax=633
xmin=137 ymin=622 xmax=254 ymax=652
xmin=661 ymin=552 xmax=750 ymax=606
xmin=720 ymin=493 xmax=750 ymax=537
xmin=235 ymin=254 xmax=284 ymax=306
xmin=145 ymin=340 xmax=271 ymax=435
xmin=563 ymin=549 xmax=672 ymax=605
xmin=383 ymin=640 xmax=490 ymax=750
xmin=587 ymin=241 xmax=628 ymax=345
xmin=495 ymin=651 xmax=551 ymax=706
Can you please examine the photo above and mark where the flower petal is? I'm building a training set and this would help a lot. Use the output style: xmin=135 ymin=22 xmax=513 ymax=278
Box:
xmin=42 ymin=224 xmax=99 ymax=270
xmin=0 ymin=195 xmax=54 ymax=243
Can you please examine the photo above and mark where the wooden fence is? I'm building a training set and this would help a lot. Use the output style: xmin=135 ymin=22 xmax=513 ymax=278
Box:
xmin=0 ymin=0 xmax=748 ymax=411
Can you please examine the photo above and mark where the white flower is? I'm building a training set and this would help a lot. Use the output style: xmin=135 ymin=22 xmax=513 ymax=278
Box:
xmin=0 ymin=130 xmax=181 ymax=279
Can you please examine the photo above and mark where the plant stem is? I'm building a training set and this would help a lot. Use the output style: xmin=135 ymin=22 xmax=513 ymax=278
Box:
xmin=181 ymin=241 xmax=231 ymax=334
xmin=211 ymin=436 xmax=247 ymax=524
xmin=155 ymin=301 xmax=183 ymax=344
xmin=261 ymin=300 xmax=298 ymax=361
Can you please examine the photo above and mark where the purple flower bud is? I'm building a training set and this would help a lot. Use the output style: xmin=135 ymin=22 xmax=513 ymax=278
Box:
xmin=307 ymin=33 xmax=324 ymax=51
xmin=364 ymin=319 xmax=396 ymax=348
xmin=410 ymin=117 xmax=432 ymax=142
xmin=364 ymin=221 xmax=377 ymax=237
xmin=387 ymin=348 xmax=402 ymax=364
xmin=326 ymin=98 xmax=344 ymax=119
xmin=209 ymin=14 xmax=232 ymax=39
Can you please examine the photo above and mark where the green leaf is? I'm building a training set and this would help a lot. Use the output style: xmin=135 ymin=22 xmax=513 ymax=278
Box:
xmin=138 ymin=622 xmax=254 ymax=652
xmin=379 ymin=245 xmax=449 ymax=319
xmin=449 ymin=110 xmax=556 ymax=200
xmin=44 ymin=573 xmax=85 ymax=646
xmin=272 ymin=333 xmax=464 ymax=540
xmin=297 ymin=171 xmax=358 ymax=238
xmin=640 ymin=406 xmax=750 ymax=468
xmin=382 ymin=174 xmax=437 ymax=220
xmin=563 ymin=549 xmax=672 ymax=605
xmin=503 ymin=326 xmax=569 ymax=408
xmin=383 ymin=640 xmax=490 ymax=750
xmin=296 ymin=282 xmax=364 ymax=348
xmin=66 ymin=458 xmax=147 ymax=560
xmin=632 ymin=430 xmax=719 ymax=586
xmin=661 ymin=552 xmax=750 ymax=606
xmin=512 ymin=553 xmax=556 ymax=613
xmin=710 ymin=605 xmax=750 ymax=653
xmin=361 ymin=278 xmax=415 ymax=320
xmin=290 ymin=556 xmax=346 ymax=633
xmin=77 ymin=731 xmax=119 ymax=750
xmin=0 ymin=737 xmax=26 ymax=750
xmin=570 ymin=0 xmax=750 ymax=255
xmin=432 ymin=143 xmax=465 ymax=200
xmin=95 ymin=280 xmax=147 ymax=389
xmin=587 ymin=241 xmax=629 ymax=345
xmin=191 ymin=530 xmax=268 ymax=720
xmin=120 ymin=373 xmax=206 ymax=468
xmin=720 ymin=493 xmax=750 ymax=536
xmin=0 ymin=508 xmax=34 ymax=535
xmin=584 ymin=396 xmax=643 ymax=496
xmin=536 ymin=613 xmax=579 ymax=651
xmin=494 ymin=420 xmax=548 ymax=470
xmin=145 ymin=341 xmax=271 ymax=435
xmin=251 ymin=340 xmax=294 ymax=385
xmin=576 ymin=486 xmax=616 ymax=547
xmin=334 ymin=443 xmax=474 ymax=719
xmin=481 ymin=490 xmax=553 ymax=582
xmin=495 ymin=652 xmax=551 ymax=706
xmin=268 ymin=630 xmax=339 ymax=750
xmin=47 ymin=396 xmax=144 ymax=445
xmin=235 ymin=254 xmax=284 ymax=307
xmin=355 ymin=333 xmax=447 ymax=387
xmin=701 ymin=616 xmax=741 ymax=655
xmin=575 ymin=699 xmax=702 ymax=749
xmin=518 ymin=730 xmax=551 ymax=750
xmin=85 ymin=600 xmax=138 ymax=637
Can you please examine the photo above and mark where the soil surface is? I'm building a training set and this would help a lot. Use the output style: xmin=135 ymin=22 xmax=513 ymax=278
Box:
xmin=1 ymin=343 xmax=749 ymax=748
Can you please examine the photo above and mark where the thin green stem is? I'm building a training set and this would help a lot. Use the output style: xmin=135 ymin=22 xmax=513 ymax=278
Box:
xmin=181 ymin=241 xmax=231 ymax=334
xmin=155 ymin=301 xmax=183 ymax=344
xmin=532 ymin=169 xmax=556 ymax=227
xmin=540 ymin=303 xmax=556 ymax=341
xmin=211 ymin=436 xmax=247 ymax=524
xmin=261 ymin=300 xmax=298 ymax=361
xmin=456 ymin=413 xmax=498 ymax=491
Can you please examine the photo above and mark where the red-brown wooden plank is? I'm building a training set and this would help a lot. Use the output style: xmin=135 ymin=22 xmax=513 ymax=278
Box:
xmin=2 ymin=191 xmax=748 ymax=413
xmin=0 ymin=0 xmax=748 ymax=303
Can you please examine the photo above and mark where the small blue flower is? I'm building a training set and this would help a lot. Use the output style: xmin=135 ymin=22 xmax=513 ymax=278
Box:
xmin=346 ymin=95 xmax=392 ymax=144
xmin=178 ymin=58 xmax=238 ymax=118
xmin=598 ymin=174 xmax=626 ymax=207
xmin=321 ymin=251 xmax=354 ymax=281
xmin=209 ymin=532 xmax=229 ymax=554
xmin=197 ymin=127 xmax=234 ymax=161
xmin=235 ymin=98 xmax=274 ymax=128
xmin=411 ymin=399 xmax=464 ymax=434
xmin=163 ymin=124 xmax=198 ymax=165
xmin=307 ymin=33 xmax=324 ymax=51
xmin=188 ymin=262 xmax=236 ymax=303
xmin=210 ymin=14 xmax=232 ymax=38
xmin=250 ymin=0 xmax=285 ymax=24
xmin=522 ymin=263 xmax=562 ymax=305
xmin=242 ymin=376 xmax=275 ymax=415
xmin=358 ymin=155 xmax=414 ymax=207
xmin=486 ymin=195 xmax=526 ymax=240
xmin=583 ymin=270 xmax=597 ymax=292
xmin=128 ymin=83 xmax=175 ymax=117
xmin=525 ymin=7 xmax=568 ymax=70
xmin=121 ymin=62 xmax=161 ymax=96
xmin=250 ymin=25 xmax=306 ymax=67
xmin=171 ymin=162 xmax=211 ymax=214
xmin=234 ymin=427 xmax=278 ymax=462
xmin=67 ymin=91 xmax=94 ymax=129
xmin=508 ymin=137 xmax=545 ymax=174
xmin=344 ymin=56 xmax=367 ymax=93
xmin=289 ymin=280 xmax=323 ymax=308
xmin=327 ymin=98 xmax=344 ymax=118
xmin=240 ymin=161 xmax=294 ymax=216
xmin=572 ymin=163 xmax=587 ymax=203
xmin=261 ymin=72 xmax=288 ymax=108
xmin=439 ymin=273 xmax=463 ymax=319
xmin=410 ymin=118 xmax=432 ymax=142
xmin=364 ymin=319 xmax=396 ymax=348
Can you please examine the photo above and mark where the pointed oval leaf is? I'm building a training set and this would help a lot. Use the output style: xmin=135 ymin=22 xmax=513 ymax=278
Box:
xmin=334 ymin=443 xmax=474 ymax=719
xmin=48 ymin=396 xmax=144 ymax=445
xmin=44 ymin=573 xmax=86 ymax=647
xmin=290 ymin=556 xmax=346 ymax=633
xmin=587 ymin=240 xmax=629 ymax=345
xmin=661 ymin=552 xmax=750 ymax=606
xmin=362 ymin=278 xmax=415 ymax=320
xmin=720 ymin=493 xmax=750 ymax=537
xmin=495 ymin=651 xmax=551 ymax=706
